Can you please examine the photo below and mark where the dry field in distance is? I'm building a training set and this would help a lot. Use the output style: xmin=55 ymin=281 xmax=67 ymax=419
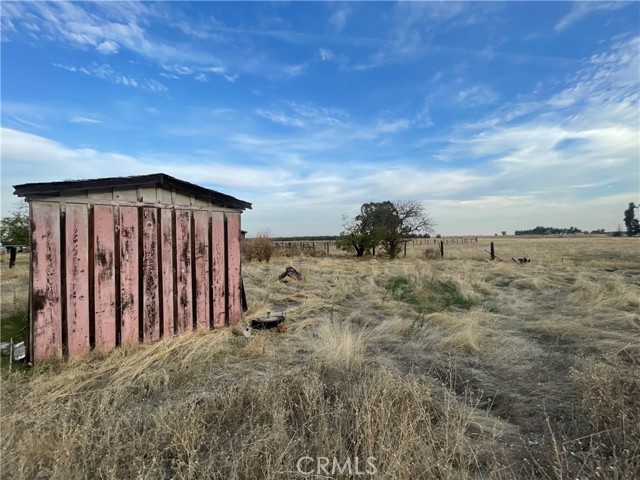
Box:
xmin=1 ymin=236 xmax=639 ymax=479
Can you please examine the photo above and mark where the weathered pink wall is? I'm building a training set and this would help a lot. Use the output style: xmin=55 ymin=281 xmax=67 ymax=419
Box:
xmin=29 ymin=201 xmax=244 ymax=362
xmin=93 ymin=205 xmax=116 ymax=351
xmin=193 ymin=210 xmax=210 ymax=330
xmin=31 ymin=202 xmax=62 ymax=362
xmin=65 ymin=203 xmax=90 ymax=357
xmin=119 ymin=206 xmax=139 ymax=345
xmin=175 ymin=209 xmax=193 ymax=334
xmin=211 ymin=212 xmax=226 ymax=327
xmin=160 ymin=208 xmax=175 ymax=337
xmin=226 ymin=213 xmax=242 ymax=324
xmin=142 ymin=207 xmax=160 ymax=342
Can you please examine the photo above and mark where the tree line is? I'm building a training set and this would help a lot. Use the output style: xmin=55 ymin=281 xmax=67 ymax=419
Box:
xmin=514 ymin=226 xmax=583 ymax=235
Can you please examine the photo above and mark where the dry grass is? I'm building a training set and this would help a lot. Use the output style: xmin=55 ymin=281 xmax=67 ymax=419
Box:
xmin=2 ymin=236 xmax=640 ymax=478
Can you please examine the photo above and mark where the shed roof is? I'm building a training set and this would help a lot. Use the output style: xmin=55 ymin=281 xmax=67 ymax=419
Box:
xmin=13 ymin=173 xmax=252 ymax=210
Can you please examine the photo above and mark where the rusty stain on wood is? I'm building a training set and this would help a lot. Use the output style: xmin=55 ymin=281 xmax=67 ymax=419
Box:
xmin=211 ymin=212 xmax=226 ymax=327
xmin=65 ymin=203 xmax=90 ymax=357
xmin=142 ymin=207 xmax=160 ymax=341
xmin=30 ymin=202 xmax=62 ymax=361
xmin=119 ymin=206 xmax=139 ymax=345
xmin=175 ymin=209 xmax=193 ymax=333
xmin=226 ymin=212 xmax=242 ymax=324
xmin=94 ymin=205 xmax=116 ymax=350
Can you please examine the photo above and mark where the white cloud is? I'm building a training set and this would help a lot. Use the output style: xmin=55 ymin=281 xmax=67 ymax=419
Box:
xmin=319 ymin=47 xmax=334 ymax=61
xmin=96 ymin=40 xmax=118 ymax=54
xmin=194 ymin=73 xmax=207 ymax=82
xmin=329 ymin=7 xmax=351 ymax=32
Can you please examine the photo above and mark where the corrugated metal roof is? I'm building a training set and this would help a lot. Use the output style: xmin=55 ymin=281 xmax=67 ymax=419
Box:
xmin=13 ymin=173 xmax=252 ymax=210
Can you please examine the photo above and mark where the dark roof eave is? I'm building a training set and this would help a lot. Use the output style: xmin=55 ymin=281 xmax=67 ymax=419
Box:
xmin=13 ymin=173 xmax=252 ymax=210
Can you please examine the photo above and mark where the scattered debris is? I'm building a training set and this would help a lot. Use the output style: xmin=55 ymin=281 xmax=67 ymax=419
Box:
xmin=251 ymin=312 xmax=286 ymax=330
xmin=276 ymin=322 xmax=287 ymax=333
xmin=231 ymin=323 xmax=252 ymax=338
xmin=278 ymin=266 xmax=303 ymax=282
xmin=512 ymin=257 xmax=531 ymax=264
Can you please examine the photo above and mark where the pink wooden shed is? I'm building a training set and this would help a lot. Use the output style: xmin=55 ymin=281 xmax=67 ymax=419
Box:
xmin=13 ymin=173 xmax=251 ymax=363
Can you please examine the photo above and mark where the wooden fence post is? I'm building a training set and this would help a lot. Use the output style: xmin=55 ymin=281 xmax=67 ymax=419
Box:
xmin=490 ymin=242 xmax=495 ymax=260
xmin=439 ymin=240 xmax=444 ymax=258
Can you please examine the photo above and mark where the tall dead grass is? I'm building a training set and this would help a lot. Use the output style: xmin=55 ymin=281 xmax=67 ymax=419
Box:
xmin=2 ymin=237 xmax=639 ymax=478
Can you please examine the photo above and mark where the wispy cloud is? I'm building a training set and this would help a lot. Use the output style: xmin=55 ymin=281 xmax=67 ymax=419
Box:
xmin=555 ymin=2 xmax=629 ymax=32
xmin=329 ymin=6 xmax=352 ymax=32
xmin=53 ymin=62 xmax=168 ymax=93
xmin=256 ymin=109 xmax=305 ymax=127
xmin=2 ymin=2 xmax=224 ymax=72
xmin=69 ymin=116 xmax=102 ymax=124
xmin=456 ymin=85 xmax=500 ymax=106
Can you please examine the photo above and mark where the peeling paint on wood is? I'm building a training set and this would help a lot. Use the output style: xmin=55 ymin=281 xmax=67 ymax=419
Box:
xmin=65 ymin=203 xmax=90 ymax=357
xmin=31 ymin=202 xmax=62 ymax=361
xmin=94 ymin=205 xmax=116 ymax=350
xmin=160 ymin=208 xmax=174 ymax=337
xmin=211 ymin=212 xmax=226 ymax=327
xmin=119 ymin=206 xmax=139 ymax=345
xmin=226 ymin=212 xmax=242 ymax=324
xmin=193 ymin=210 xmax=210 ymax=330
xmin=142 ymin=207 xmax=160 ymax=341
xmin=175 ymin=209 xmax=193 ymax=333
xmin=25 ymin=184 xmax=246 ymax=362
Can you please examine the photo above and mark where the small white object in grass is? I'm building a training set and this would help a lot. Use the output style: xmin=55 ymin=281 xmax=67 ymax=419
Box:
xmin=231 ymin=323 xmax=252 ymax=338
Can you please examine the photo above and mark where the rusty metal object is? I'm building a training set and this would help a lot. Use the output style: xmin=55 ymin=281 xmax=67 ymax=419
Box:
xmin=278 ymin=266 xmax=302 ymax=281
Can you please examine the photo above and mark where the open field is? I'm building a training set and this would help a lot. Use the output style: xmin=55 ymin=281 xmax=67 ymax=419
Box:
xmin=1 ymin=237 xmax=639 ymax=479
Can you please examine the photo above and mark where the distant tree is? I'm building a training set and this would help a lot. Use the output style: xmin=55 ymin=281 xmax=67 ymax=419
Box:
xmin=623 ymin=202 xmax=640 ymax=236
xmin=336 ymin=214 xmax=375 ymax=257
xmin=337 ymin=200 xmax=435 ymax=259
xmin=0 ymin=205 xmax=29 ymax=246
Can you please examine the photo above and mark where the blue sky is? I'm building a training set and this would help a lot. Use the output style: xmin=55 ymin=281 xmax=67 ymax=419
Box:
xmin=1 ymin=1 xmax=638 ymax=236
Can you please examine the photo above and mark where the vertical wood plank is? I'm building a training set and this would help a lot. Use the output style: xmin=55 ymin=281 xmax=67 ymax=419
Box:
xmin=175 ymin=209 xmax=193 ymax=333
xmin=142 ymin=207 xmax=160 ymax=341
xmin=211 ymin=212 xmax=226 ymax=327
xmin=226 ymin=212 xmax=242 ymax=324
xmin=193 ymin=210 xmax=210 ymax=330
xmin=160 ymin=208 xmax=175 ymax=337
xmin=94 ymin=205 xmax=116 ymax=351
xmin=65 ymin=203 xmax=90 ymax=357
xmin=30 ymin=202 xmax=62 ymax=362
xmin=119 ymin=206 xmax=139 ymax=345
